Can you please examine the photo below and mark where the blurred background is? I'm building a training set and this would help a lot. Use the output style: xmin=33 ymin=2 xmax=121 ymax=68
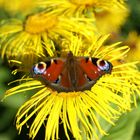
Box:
xmin=0 ymin=0 xmax=140 ymax=140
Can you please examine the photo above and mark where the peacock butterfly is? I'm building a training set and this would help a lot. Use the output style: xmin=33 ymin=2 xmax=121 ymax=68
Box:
xmin=32 ymin=51 xmax=113 ymax=92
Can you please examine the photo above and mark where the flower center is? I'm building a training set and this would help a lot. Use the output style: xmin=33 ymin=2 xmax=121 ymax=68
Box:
xmin=59 ymin=92 xmax=81 ymax=97
xmin=70 ymin=0 xmax=95 ymax=5
xmin=51 ymin=90 xmax=81 ymax=98
xmin=25 ymin=12 xmax=57 ymax=34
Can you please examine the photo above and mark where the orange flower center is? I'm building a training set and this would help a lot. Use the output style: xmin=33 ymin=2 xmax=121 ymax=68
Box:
xmin=25 ymin=12 xmax=57 ymax=34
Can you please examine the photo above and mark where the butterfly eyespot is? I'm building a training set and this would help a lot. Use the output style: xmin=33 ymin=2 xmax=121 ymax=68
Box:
xmin=97 ymin=59 xmax=110 ymax=71
xmin=33 ymin=62 xmax=46 ymax=75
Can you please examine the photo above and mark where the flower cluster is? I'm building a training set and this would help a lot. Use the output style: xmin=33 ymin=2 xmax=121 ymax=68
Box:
xmin=0 ymin=0 xmax=140 ymax=140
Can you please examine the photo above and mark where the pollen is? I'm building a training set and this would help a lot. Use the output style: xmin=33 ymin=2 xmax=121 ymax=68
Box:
xmin=25 ymin=12 xmax=58 ymax=34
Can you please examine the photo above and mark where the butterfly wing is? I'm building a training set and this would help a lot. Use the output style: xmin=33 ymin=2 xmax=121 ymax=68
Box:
xmin=32 ymin=53 xmax=112 ymax=92
xmin=33 ymin=59 xmax=64 ymax=84
xmin=77 ymin=57 xmax=112 ymax=90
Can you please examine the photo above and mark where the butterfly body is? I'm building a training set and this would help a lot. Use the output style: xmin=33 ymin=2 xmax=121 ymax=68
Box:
xmin=32 ymin=52 xmax=112 ymax=92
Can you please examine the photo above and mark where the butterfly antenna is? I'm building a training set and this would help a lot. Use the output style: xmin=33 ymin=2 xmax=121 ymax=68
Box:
xmin=67 ymin=51 xmax=73 ymax=58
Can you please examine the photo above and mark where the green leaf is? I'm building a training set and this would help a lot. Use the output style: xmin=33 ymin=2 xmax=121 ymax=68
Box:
xmin=101 ymin=104 xmax=140 ymax=140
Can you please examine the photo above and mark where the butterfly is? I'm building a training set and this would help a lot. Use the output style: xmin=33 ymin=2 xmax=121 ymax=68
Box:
xmin=32 ymin=51 xmax=113 ymax=92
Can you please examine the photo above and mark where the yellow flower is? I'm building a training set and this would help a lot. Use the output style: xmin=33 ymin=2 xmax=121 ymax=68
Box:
xmin=37 ymin=0 xmax=126 ymax=17
xmin=0 ymin=11 xmax=97 ymax=71
xmin=94 ymin=3 xmax=129 ymax=34
xmin=0 ymin=0 xmax=36 ymax=15
xmin=5 ymin=35 xmax=140 ymax=140
xmin=37 ymin=0 xmax=128 ymax=34
xmin=123 ymin=31 xmax=140 ymax=62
